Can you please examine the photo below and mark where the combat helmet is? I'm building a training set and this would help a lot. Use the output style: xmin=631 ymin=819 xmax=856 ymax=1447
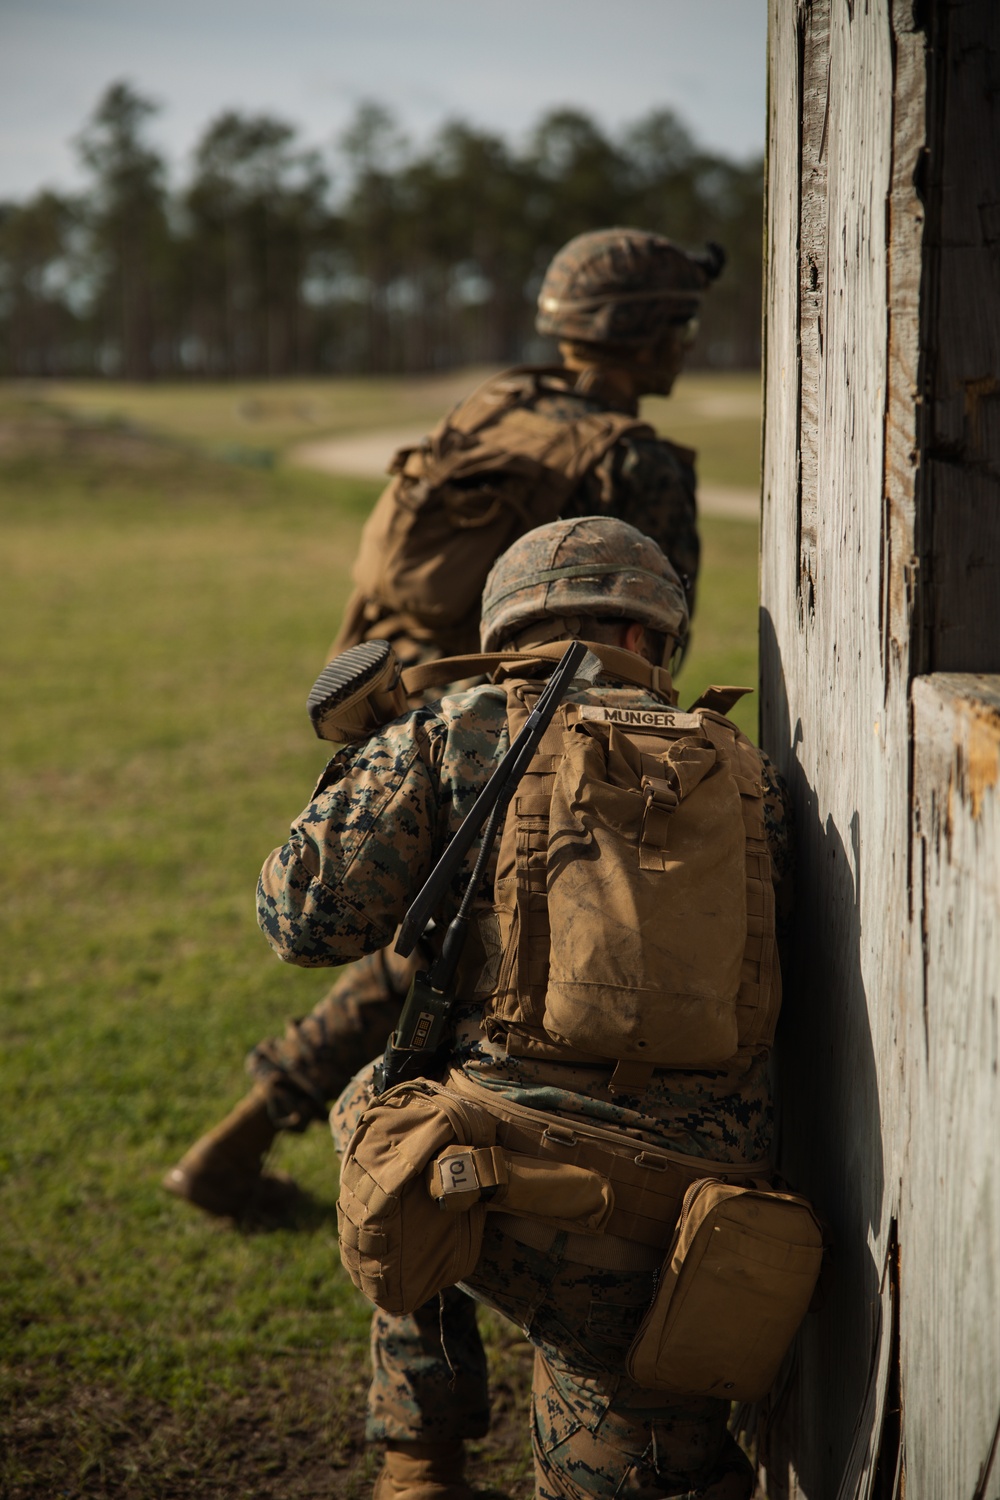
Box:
xmin=480 ymin=516 xmax=689 ymax=652
xmin=536 ymin=228 xmax=725 ymax=349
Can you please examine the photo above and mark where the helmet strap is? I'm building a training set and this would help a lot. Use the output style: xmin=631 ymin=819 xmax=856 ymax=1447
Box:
xmin=558 ymin=346 xmax=641 ymax=412
xmin=560 ymin=339 xmax=687 ymax=403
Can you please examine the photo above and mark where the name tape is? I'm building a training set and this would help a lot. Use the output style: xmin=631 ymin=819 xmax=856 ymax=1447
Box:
xmin=577 ymin=706 xmax=703 ymax=731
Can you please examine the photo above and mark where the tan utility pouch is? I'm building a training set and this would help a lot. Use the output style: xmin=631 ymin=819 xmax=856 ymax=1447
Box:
xmin=542 ymin=714 xmax=747 ymax=1065
xmin=627 ymin=1178 xmax=824 ymax=1400
xmin=484 ymin=679 xmax=780 ymax=1063
xmin=337 ymin=1080 xmax=496 ymax=1316
xmin=337 ymin=1079 xmax=615 ymax=1315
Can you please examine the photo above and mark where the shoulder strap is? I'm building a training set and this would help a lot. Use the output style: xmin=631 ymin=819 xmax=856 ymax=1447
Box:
xmin=686 ymin=685 xmax=753 ymax=715
xmin=401 ymin=641 xmax=676 ymax=701
xmin=413 ymin=368 xmax=657 ymax=487
xmin=416 ymin=365 xmax=575 ymax=452
xmin=382 ymin=366 xmax=665 ymax=555
xmin=437 ymin=366 xmax=547 ymax=438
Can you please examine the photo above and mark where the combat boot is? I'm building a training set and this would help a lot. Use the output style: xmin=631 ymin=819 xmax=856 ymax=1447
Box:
xmin=372 ymin=1440 xmax=474 ymax=1500
xmin=161 ymin=1087 xmax=299 ymax=1220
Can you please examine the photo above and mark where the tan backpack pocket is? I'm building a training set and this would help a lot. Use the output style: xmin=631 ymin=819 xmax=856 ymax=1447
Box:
xmin=351 ymin=468 xmax=534 ymax=636
xmin=336 ymin=1080 xmax=497 ymax=1316
xmin=626 ymin=1178 xmax=824 ymax=1400
xmin=542 ymin=722 xmax=746 ymax=1065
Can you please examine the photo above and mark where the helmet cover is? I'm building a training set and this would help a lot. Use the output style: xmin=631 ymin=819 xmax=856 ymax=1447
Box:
xmin=536 ymin=228 xmax=725 ymax=347
xmin=480 ymin=516 xmax=690 ymax=651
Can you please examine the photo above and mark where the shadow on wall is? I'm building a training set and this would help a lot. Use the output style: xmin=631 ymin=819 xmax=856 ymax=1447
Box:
xmin=758 ymin=608 xmax=887 ymax=1500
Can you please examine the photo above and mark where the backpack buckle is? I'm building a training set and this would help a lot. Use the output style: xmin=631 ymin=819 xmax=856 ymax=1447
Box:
xmin=640 ymin=776 xmax=679 ymax=866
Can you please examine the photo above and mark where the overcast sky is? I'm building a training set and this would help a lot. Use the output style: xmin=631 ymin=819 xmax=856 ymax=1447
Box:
xmin=0 ymin=0 xmax=767 ymax=200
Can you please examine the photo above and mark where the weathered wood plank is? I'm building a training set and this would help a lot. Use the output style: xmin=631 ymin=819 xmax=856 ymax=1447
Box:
xmin=762 ymin=2 xmax=1000 ymax=1496
xmin=762 ymin=2 xmax=905 ymax=1491
xmin=797 ymin=0 xmax=830 ymax=615
xmin=760 ymin=0 xmax=803 ymax=654
xmin=882 ymin=3 xmax=925 ymax=685
xmin=906 ymin=674 xmax=1000 ymax=1500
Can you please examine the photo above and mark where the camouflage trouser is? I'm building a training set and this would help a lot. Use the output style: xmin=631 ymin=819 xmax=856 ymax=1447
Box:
xmin=246 ymin=945 xmax=419 ymax=1130
xmin=330 ymin=1070 xmax=755 ymax=1500
xmin=366 ymin=1289 xmax=490 ymax=1444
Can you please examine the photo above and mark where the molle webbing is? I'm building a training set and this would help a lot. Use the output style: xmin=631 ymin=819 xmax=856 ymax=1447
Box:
xmin=707 ymin=719 xmax=780 ymax=1050
xmin=443 ymin=1070 xmax=770 ymax=1252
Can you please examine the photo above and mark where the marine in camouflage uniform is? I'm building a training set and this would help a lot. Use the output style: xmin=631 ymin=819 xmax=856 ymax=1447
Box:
xmin=163 ymin=228 xmax=726 ymax=1221
xmin=258 ymin=520 xmax=791 ymax=1499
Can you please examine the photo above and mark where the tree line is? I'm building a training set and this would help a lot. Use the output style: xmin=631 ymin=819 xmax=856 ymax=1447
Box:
xmin=0 ymin=82 xmax=764 ymax=380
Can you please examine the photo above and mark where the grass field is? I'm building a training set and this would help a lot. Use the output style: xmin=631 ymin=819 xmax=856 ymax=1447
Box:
xmin=0 ymin=384 xmax=760 ymax=1497
xmin=19 ymin=368 xmax=762 ymax=492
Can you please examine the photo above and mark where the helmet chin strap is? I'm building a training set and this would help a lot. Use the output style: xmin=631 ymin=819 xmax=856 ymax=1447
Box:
xmin=560 ymin=339 xmax=688 ymax=403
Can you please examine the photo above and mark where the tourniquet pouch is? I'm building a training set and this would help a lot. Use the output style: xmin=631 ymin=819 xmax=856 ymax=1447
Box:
xmin=541 ymin=715 xmax=747 ymax=1065
xmin=427 ymin=1142 xmax=614 ymax=1232
xmin=336 ymin=1079 xmax=498 ymax=1316
xmin=626 ymin=1178 xmax=824 ymax=1400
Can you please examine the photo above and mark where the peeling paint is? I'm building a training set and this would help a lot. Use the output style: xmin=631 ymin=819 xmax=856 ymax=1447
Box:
xmin=960 ymin=697 xmax=1000 ymax=819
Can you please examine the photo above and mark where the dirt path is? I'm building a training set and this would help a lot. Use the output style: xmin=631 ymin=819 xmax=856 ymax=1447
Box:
xmin=289 ymin=430 xmax=760 ymax=521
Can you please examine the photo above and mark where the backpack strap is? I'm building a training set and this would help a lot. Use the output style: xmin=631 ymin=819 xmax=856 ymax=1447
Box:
xmin=405 ymin=365 xmax=657 ymax=491
xmin=686 ymin=685 xmax=753 ymax=715
xmin=401 ymin=641 xmax=677 ymax=701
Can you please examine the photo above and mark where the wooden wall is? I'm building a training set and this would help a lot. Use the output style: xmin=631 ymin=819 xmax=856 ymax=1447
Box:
xmin=760 ymin=3 xmax=1000 ymax=1496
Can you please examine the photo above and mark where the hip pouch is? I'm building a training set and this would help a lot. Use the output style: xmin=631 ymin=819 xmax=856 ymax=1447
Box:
xmin=337 ymin=1079 xmax=614 ymax=1315
xmin=627 ymin=1178 xmax=824 ymax=1401
xmin=336 ymin=1080 xmax=496 ymax=1316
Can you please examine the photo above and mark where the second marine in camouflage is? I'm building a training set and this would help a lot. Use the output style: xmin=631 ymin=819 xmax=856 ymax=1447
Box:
xmin=164 ymin=225 xmax=726 ymax=1219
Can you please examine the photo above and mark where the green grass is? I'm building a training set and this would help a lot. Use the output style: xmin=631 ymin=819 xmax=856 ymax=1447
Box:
xmin=0 ymin=386 xmax=758 ymax=1497
xmin=676 ymin=516 xmax=761 ymax=741
xmin=11 ymin=370 xmax=500 ymax=462
xmin=9 ymin=367 xmax=762 ymax=492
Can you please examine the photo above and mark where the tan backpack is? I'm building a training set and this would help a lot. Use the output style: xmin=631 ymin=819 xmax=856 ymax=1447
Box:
xmin=349 ymin=368 xmax=655 ymax=650
xmin=483 ymin=678 xmax=780 ymax=1068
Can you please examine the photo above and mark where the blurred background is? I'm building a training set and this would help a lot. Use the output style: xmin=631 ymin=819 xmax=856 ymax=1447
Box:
xmin=1 ymin=0 xmax=765 ymax=377
xmin=0 ymin=6 xmax=767 ymax=1497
